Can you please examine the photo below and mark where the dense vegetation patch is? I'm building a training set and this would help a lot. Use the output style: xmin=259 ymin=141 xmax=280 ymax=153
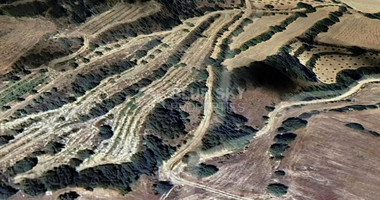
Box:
xmin=45 ymin=141 xmax=65 ymax=155
xmin=8 ymin=37 xmax=83 ymax=80
xmin=5 ymin=156 xmax=38 ymax=177
xmin=202 ymin=103 xmax=257 ymax=150
xmin=274 ymin=170 xmax=286 ymax=176
xmin=0 ymin=135 xmax=14 ymax=146
xmin=193 ymin=163 xmax=219 ymax=178
xmin=330 ymin=104 xmax=379 ymax=112
xmin=98 ymin=124 xmax=114 ymax=140
xmin=0 ymin=179 xmax=18 ymax=199
xmin=146 ymin=98 xmax=189 ymax=140
xmin=19 ymin=134 xmax=175 ymax=196
xmin=345 ymin=123 xmax=364 ymax=131
xmin=345 ymin=122 xmax=380 ymax=137
xmin=298 ymin=110 xmax=320 ymax=119
xmin=278 ymin=117 xmax=308 ymax=132
xmin=58 ymin=191 xmax=80 ymax=200
xmin=154 ymin=181 xmax=173 ymax=195
xmin=275 ymin=133 xmax=297 ymax=144
xmin=267 ymin=183 xmax=288 ymax=196
xmin=270 ymin=143 xmax=290 ymax=159
xmin=0 ymin=0 xmax=113 ymax=23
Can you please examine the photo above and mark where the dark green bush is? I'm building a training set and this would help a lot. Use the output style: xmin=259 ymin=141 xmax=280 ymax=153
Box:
xmin=275 ymin=133 xmax=297 ymax=144
xmin=279 ymin=117 xmax=308 ymax=131
xmin=270 ymin=143 xmax=290 ymax=157
xmin=195 ymin=163 xmax=219 ymax=178
xmin=345 ymin=123 xmax=364 ymax=131
xmin=297 ymin=2 xmax=316 ymax=13
xmin=45 ymin=141 xmax=65 ymax=155
xmin=274 ymin=170 xmax=286 ymax=176
xmin=154 ymin=181 xmax=173 ymax=195
xmin=267 ymin=183 xmax=288 ymax=196
xmin=0 ymin=135 xmax=14 ymax=146
xmin=0 ymin=180 xmax=18 ymax=199
xmin=58 ymin=191 xmax=80 ymax=200
xmin=6 ymin=156 xmax=38 ymax=177
xmin=99 ymin=125 xmax=113 ymax=140
xmin=146 ymin=98 xmax=188 ymax=140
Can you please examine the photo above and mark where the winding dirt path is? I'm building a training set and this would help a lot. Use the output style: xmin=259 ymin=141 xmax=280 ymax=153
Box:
xmin=162 ymin=77 xmax=380 ymax=200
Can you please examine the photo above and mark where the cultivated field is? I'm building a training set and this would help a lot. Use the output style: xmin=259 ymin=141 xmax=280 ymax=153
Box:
xmin=317 ymin=13 xmax=380 ymax=51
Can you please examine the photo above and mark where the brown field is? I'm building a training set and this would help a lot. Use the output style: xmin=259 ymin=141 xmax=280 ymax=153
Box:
xmin=317 ymin=13 xmax=380 ymax=51
xmin=0 ymin=16 xmax=56 ymax=75
xmin=229 ymin=14 xmax=288 ymax=49
xmin=231 ymin=86 xmax=281 ymax=129
xmin=73 ymin=2 xmax=161 ymax=38
xmin=224 ymin=6 xmax=338 ymax=70
xmin=280 ymin=109 xmax=380 ymax=200
xmin=340 ymin=0 xmax=380 ymax=13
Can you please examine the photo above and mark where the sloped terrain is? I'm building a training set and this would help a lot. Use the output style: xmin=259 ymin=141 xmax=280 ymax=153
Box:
xmin=1 ymin=0 xmax=380 ymax=199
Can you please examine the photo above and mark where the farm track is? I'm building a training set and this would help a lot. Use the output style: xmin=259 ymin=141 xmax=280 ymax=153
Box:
xmin=162 ymin=77 xmax=380 ymax=200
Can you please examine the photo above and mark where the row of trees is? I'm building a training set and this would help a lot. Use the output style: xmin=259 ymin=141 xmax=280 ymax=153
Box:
xmin=80 ymin=15 xmax=218 ymax=120
xmin=300 ymin=8 xmax=346 ymax=43
xmin=19 ymin=134 xmax=175 ymax=196
xmin=11 ymin=38 xmax=161 ymax=119
xmin=202 ymin=102 xmax=257 ymax=150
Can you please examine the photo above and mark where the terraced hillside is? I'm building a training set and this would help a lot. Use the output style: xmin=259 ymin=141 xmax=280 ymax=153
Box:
xmin=1 ymin=0 xmax=380 ymax=199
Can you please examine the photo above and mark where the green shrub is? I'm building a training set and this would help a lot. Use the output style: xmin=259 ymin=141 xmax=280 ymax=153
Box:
xmin=345 ymin=123 xmax=364 ymax=131
xmin=275 ymin=133 xmax=297 ymax=144
xmin=0 ymin=135 xmax=14 ymax=146
xmin=99 ymin=124 xmax=113 ymax=139
xmin=0 ymin=180 xmax=18 ymax=199
xmin=6 ymin=156 xmax=38 ymax=176
xmin=270 ymin=143 xmax=290 ymax=158
xmin=267 ymin=183 xmax=288 ymax=196
xmin=45 ymin=141 xmax=65 ymax=155
xmin=195 ymin=163 xmax=219 ymax=178
xmin=279 ymin=117 xmax=308 ymax=131
xmin=58 ymin=191 xmax=80 ymax=200
xmin=274 ymin=170 xmax=286 ymax=176
xmin=154 ymin=181 xmax=173 ymax=195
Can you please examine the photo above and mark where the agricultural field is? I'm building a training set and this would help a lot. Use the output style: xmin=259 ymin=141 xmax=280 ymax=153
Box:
xmin=0 ymin=0 xmax=380 ymax=200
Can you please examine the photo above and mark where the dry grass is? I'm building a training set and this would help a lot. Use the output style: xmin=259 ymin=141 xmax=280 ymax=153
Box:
xmin=225 ymin=6 xmax=338 ymax=70
xmin=70 ymin=1 xmax=161 ymax=38
xmin=340 ymin=0 xmax=380 ymax=13
xmin=229 ymin=14 xmax=289 ymax=49
xmin=0 ymin=16 xmax=56 ymax=75
xmin=280 ymin=109 xmax=380 ymax=199
xmin=317 ymin=13 xmax=380 ymax=51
